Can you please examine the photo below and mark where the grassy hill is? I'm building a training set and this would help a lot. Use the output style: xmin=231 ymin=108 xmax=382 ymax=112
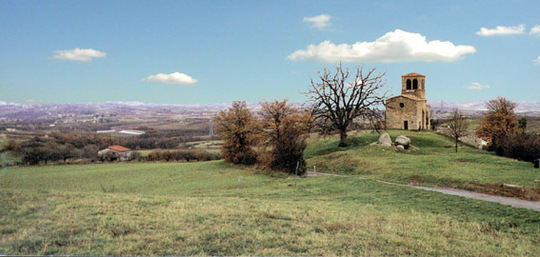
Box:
xmin=306 ymin=130 xmax=540 ymax=199
xmin=1 ymin=132 xmax=539 ymax=255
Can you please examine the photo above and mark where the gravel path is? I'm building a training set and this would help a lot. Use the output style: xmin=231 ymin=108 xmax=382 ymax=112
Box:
xmin=306 ymin=172 xmax=540 ymax=211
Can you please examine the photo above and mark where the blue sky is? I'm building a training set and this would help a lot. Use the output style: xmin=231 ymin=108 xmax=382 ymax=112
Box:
xmin=1 ymin=0 xmax=539 ymax=105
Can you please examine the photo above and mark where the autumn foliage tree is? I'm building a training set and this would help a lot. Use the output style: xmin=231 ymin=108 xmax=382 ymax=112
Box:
xmin=476 ymin=97 xmax=521 ymax=149
xmin=257 ymin=100 xmax=313 ymax=175
xmin=305 ymin=63 xmax=387 ymax=147
xmin=214 ymin=101 xmax=257 ymax=165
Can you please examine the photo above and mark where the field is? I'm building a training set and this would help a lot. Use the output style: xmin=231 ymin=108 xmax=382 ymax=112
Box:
xmin=307 ymin=130 xmax=540 ymax=199
xmin=1 ymin=131 xmax=540 ymax=256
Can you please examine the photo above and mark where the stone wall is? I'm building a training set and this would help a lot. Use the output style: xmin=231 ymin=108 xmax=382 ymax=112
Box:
xmin=386 ymin=96 xmax=430 ymax=130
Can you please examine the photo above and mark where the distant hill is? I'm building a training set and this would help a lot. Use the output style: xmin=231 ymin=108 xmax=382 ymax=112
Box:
xmin=428 ymin=100 xmax=540 ymax=118
xmin=2 ymin=100 xmax=540 ymax=120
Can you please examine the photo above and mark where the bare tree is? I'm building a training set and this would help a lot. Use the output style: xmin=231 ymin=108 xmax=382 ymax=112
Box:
xmin=304 ymin=63 xmax=387 ymax=147
xmin=448 ymin=109 xmax=469 ymax=152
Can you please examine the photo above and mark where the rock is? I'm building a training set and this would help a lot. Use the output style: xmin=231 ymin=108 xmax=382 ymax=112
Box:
xmin=395 ymin=135 xmax=411 ymax=149
xmin=377 ymin=132 xmax=392 ymax=146
xmin=395 ymin=135 xmax=411 ymax=145
xmin=396 ymin=145 xmax=405 ymax=151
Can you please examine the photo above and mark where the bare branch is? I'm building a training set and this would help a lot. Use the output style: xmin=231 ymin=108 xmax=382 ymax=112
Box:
xmin=303 ymin=63 xmax=387 ymax=146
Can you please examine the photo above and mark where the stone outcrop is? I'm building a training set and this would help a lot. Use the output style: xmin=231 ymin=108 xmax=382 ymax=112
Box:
xmin=395 ymin=135 xmax=411 ymax=149
xmin=372 ymin=132 xmax=392 ymax=146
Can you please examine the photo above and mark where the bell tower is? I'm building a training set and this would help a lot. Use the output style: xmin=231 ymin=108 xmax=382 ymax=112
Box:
xmin=401 ymin=73 xmax=426 ymax=99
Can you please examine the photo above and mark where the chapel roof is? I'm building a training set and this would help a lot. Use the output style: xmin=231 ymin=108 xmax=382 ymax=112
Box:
xmin=387 ymin=94 xmax=424 ymax=102
xmin=402 ymin=72 xmax=425 ymax=77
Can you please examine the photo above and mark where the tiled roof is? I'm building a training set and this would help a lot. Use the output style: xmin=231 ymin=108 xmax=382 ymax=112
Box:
xmin=402 ymin=72 xmax=425 ymax=77
xmin=387 ymin=94 xmax=423 ymax=101
xmin=108 ymin=145 xmax=130 ymax=152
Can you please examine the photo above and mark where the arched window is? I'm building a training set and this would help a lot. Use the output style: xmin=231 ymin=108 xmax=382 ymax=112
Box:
xmin=406 ymin=79 xmax=411 ymax=90
xmin=413 ymin=79 xmax=418 ymax=89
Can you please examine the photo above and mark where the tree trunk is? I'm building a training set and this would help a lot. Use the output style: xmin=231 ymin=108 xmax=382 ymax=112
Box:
xmin=339 ymin=129 xmax=348 ymax=147
xmin=455 ymin=137 xmax=458 ymax=152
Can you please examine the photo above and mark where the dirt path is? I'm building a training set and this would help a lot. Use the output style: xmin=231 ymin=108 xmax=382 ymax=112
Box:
xmin=306 ymin=172 xmax=540 ymax=211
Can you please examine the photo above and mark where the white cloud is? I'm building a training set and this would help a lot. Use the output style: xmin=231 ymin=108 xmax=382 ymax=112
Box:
xmin=530 ymin=25 xmax=540 ymax=35
xmin=535 ymin=55 xmax=540 ymax=65
xmin=303 ymin=14 xmax=331 ymax=30
xmin=287 ymin=29 xmax=476 ymax=63
xmin=52 ymin=48 xmax=106 ymax=61
xmin=467 ymin=82 xmax=490 ymax=90
xmin=475 ymin=24 xmax=525 ymax=36
xmin=142 ymin=72 xmax=197 ymax=85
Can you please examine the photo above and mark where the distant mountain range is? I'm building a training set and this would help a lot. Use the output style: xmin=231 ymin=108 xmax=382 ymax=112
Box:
xmin=427 ymin=101 xmax=540 ymax=113
xmin=2 ymin=100 xmax=540 ymax=117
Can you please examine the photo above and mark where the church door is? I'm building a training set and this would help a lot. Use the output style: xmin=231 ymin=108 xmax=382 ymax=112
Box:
xmin=404 ymin=120 xmax=408 ymax=130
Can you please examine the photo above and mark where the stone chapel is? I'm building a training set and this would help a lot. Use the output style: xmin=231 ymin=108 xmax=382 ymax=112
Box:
xmin=385 ymin=73 xmax=431 ymax=130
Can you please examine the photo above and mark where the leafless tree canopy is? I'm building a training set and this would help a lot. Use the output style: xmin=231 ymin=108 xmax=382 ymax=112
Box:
xmin=486 ymin=96 xmax=517 ymax=113
xmin=448 ymin=109 xmax=469 ymax=152
xmin=304 ymin=63 xmax=387 ymax=146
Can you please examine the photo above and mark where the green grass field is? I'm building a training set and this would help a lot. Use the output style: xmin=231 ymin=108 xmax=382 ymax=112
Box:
xmin=1 ymin=131 xmax=539 ymax=255
xmin=306 ymin=130 xmax=540 ymax=199
xmin=1 ymin=160 xmax=539 ymax=255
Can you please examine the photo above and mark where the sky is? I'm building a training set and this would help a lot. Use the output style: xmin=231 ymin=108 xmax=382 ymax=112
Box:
xmin=1 ymin=0 xmax=539 ymax=105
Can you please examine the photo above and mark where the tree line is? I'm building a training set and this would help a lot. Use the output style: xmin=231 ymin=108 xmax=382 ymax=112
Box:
xmin=214 ymin=64 xmax=387 ymax=175
xmin=475 ymin=97 xmax=539 ymax=162
xmin=214 ymin=100 xmax=313 ymax=175
xmin=448 ymin=96 xmax=538 ymax=162
xmin=2 ymin=126 xmax=218 ymax=165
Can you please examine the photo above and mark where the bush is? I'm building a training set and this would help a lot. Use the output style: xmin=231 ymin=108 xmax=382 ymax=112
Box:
xmin=129 ymin=151 xmax=143 ymax=161
xmin=495 ymin=133 xmax=540 ymax=162
xmin=214 ymin=101 xmax=258 ymax=165
xmin=99 ymin=151 xmax=118 ymax=162
xmin=145 ymin=149 xmax=221 ymax=162
xmin=257 ymin=100 xmax=313 ymax=175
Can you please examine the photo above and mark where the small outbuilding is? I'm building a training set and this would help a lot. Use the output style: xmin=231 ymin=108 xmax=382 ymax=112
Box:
xmin=98 ymin=145 xmax=131 ymax=161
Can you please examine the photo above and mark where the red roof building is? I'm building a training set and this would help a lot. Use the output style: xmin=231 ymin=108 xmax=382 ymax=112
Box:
xmin=98 ymin=145 xmax=132 ymax=161
xmin=107 ymin=145 xmax=130 ymax=152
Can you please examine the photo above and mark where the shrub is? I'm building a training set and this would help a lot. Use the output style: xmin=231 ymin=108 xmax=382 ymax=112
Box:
xmin=214 ymin=101 xmax=258 ymax=165
xmin=495 ymin=133 xmax=540 ymax=162
xmin=144 ymin=149 xmax=221 ymax=162
xmin=99 ymin=151 xmax=118 ymax=162
xmin=146 ymin=150 xmax=161 ymax=161
xmin=257 ymin=100 xmax=313 ymax=175
xmin=129 ymin=151 xmax=143 ymax=161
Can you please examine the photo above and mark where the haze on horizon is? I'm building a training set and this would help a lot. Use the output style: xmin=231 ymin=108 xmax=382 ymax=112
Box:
xmin=1 ymin=0 xmax=539 ymax=105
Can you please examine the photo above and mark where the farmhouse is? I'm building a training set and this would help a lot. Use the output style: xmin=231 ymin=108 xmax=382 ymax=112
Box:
xmin=98 ymin=145 xmax=131 ymax=161
xmin=385 ymin=73 xmax=431 ymax=130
